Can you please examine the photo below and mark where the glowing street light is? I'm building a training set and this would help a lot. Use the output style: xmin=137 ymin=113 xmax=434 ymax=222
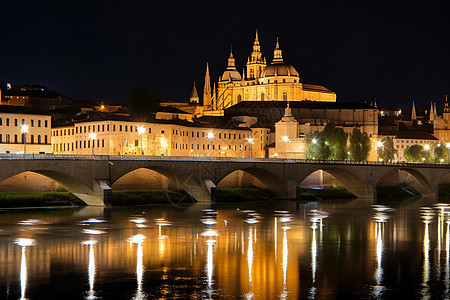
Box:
xmin=282 ymin=136 xmax=290 ymax=159
xmin=376 ymin=141 xmax=384 ymax=149
xmin=88 ymin=132 xmax=97 ymax=157
xmin=245 ymin=137 xmax=255 ymax=158
xmin=312 ymin=138 xmax=317 ymax=144
xmin=137 ymin=126 xmax=145 ymax=155
xmin=20 ymin=124 xmax=29 ymax=154
xmin=208 ymin=131 xmax=214 ymax=157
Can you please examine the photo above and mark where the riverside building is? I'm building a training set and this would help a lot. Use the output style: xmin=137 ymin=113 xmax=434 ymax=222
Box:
xmin=0 ymin=106 xmax=52 ymax=154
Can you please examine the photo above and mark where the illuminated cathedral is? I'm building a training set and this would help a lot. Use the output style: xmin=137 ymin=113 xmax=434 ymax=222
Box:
xmin=192 ymin=30 xmax=337 ymax=116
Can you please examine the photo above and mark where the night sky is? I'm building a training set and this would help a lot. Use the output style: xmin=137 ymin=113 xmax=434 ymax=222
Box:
xmin=1 ymin=1 xmax=449 ymax=111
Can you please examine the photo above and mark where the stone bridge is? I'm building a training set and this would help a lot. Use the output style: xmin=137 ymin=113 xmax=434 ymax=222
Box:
xmin=1 ymin=155 xmax=450 ymax=205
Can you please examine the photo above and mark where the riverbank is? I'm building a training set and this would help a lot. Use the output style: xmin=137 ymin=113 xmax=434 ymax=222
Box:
xmin=297 ymin=186 xmax=356 ymax=200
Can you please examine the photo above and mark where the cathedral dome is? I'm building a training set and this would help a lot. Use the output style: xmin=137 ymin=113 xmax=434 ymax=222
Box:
xmin=221 ymin=69 xmax=242 ymax=81
xmin=261 ymin=61 xmax=298 ymax=78
xmin=220 ymin=48 xmax=242 ymax=81
xmin=260 ymin=38 xmax=299 ymax=78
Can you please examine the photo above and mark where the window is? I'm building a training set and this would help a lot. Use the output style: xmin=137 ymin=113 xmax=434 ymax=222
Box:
xmin=113 ymin=125 xmax=116 ymax=131
xmin=125 ymin=125 xmax=128 ymax=132
xmin=14 ymin=134 xmax=18 ymax=143
xmin=31 ymin=120 xmax=34 ymax=127
xmin=148 ymin=128 xmax=151 ymax=133
xmin=0 ymin=118 xmax=2 ymax=126
xmin=283 ymin=92 xmax=288 ymax=101
xmin=0 ymin=134 xmax=2 ymax=143
xmin=45 ymin=120 xmax=48 ymax=127
xmin=102 ymin=139 xmax=105 ymax=147
xmin=30 ymin=135 xmax=34 ymax=144
xmin=45 ymin=135 xmax=48 ymax=144
xmin=102 ymin=125 xmax=105 ymax=131
xmin=135 ymin=140 xmax=139 ymax=147
xmin=38 ymin=135 xmax=41 ymax=144
xmin=38 ymin=120 xmax=41 ymax=127
xmin=14 ymin=119 xmax=18 ymax=126
xmin=119 ymin=125 xmax=122 ymax=131
xmin=6 ymin=118 xmax=9 ymax=126
xmin=237 ymin=94 xmax=242 ymax=102
xmin=6 ymin=134 xmax=10 ymax=143
xmin=161 ymin=130 xmax=165 ymax=134
xmin=261 ymin=93 xmax=265 ymax=101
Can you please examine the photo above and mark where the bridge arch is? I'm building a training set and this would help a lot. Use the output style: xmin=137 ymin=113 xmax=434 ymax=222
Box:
xmin=376 ymin=167 xmax=434 ymax=196
xmin=0 ymin=170 xmax=104 ymax=206
xmin=298 ymin=167 xmax=372 ymax=198
xmin=112 ymin=166 xmax=210 ymax=202
xmin=216 ymin=167 xmax=287 ymax=197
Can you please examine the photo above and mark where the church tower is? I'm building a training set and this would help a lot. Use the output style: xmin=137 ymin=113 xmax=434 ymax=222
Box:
xmin=246 ymin=29 xmax=266 ymax=80
xmin=444 ymin=95 xmax=450 ymax=128
xmin=203 ymin=63 xmax=212 ymax=107
xmin=189 ymin=83 xmax=199 ymax=104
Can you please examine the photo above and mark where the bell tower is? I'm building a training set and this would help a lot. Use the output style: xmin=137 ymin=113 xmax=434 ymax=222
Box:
xmin=246 ymin=29 xmax=266 ymax=80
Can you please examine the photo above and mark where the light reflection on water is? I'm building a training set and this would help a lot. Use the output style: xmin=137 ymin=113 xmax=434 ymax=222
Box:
xmin=3 ymin=198 xmax=450 ymax=298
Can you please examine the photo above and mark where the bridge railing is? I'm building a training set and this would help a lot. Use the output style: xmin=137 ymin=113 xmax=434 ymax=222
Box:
xmin=1 ymin=153 xmax=450 ymax=168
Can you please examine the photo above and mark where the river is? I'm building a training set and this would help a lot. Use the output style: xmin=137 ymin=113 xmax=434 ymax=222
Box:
xmin=0 ymin=197 xmax=449 ymax=299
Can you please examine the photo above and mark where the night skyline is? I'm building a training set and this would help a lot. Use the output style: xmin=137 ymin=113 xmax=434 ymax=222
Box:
xmin=1 ymin=1 xmax=449 ymax=111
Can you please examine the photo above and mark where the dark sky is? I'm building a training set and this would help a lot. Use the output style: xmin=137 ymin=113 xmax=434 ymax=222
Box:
xmin=1 ymin=1 xmax=449 ymax=111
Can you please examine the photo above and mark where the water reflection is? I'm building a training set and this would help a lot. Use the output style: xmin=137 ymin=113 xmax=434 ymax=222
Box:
xmin=128 ymin=234 xmax=146 ymax=300
xmin=5 ymin=199 xmax=450 ymax=299
xmin=245 ymin=225 xmax=255 ymax=299
xmin=309 ymin=210 xmax=328 ymax=299
xmin=14 ymin=238 xmax=36 ymax=300
xmin=205 ymin=239 xmax=215 ymax=299
xmin=81 ymin=240 xmax=97 ymax=300
xmin=421 ymin=207 xmax=435 ymax=299
xmin=372 ymin=205 xmax=393 ymax=298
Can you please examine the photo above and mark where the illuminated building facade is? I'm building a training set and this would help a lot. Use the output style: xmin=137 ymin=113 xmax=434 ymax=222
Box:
xmin=51 ymin=117 xmax=259 ymax=157
xmin=0 ymin=106 xmax=52 ymax=154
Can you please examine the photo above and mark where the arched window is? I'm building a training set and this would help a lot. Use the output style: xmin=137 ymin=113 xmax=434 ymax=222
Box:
xmin=261 ymin=93 xmax=265 ymax=101
xmin=6 ymin=134 xmax=10 ymax=143
xmin=237 ymin=94 xmax=242 ymax=102
xmin=14 ymin=134 xmax=18 ymax=143
xmin=38 ymin=135 xmax=41 ymax=144
xmin=30 ymin=135 xmax=34 ymax=144
xmin=6 ymin=118 xmax=9 ymax=126
xmin=283 ymin=92 xmax=288 ymax=101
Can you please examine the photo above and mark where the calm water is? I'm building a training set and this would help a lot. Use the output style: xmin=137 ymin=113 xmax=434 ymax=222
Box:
xmin=1 ymin=198 xmax=450 ymax=299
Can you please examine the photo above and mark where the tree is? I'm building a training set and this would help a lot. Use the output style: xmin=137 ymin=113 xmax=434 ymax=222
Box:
xmin=306 ymin=131 xmax=330 ymax=160
xmin=349 ymin=127 xmax=371 ymax=161
xmin=404 ymin=145 xmax=424 ymax=162
xmin=322 ymin=122 xmax=348 ymax=160
xmin=376 ymin=137 xmax=397 ymax=162
xmin=433 ymin=144 xmax=447 ymax=163
xmin=128 ymin=88 xmax=160 ymax=121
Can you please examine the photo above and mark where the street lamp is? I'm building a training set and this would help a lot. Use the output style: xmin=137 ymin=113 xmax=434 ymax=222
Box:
xmin=20 ymin=124 xmax=29 ymax=154
xmin=282 ymin=136 xmax=290 ymax=159
xmin=88 ymin=132 xmax=97 ymax=157
xmin=208 ymin=131 xmax=214 ymax=157
xmin=137 ymin=126 xmax=145 ymax=155
xmin=245 ymin=137 xmax=255 ymax=158
xmin=375 ymin=141 xmax=384 ymax=162
xmin=160 ymin=137 xmax=168 ymax=156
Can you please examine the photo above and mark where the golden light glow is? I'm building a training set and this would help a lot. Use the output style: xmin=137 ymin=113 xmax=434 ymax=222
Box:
xmin=20 ymin=124 xmax=29 ymax=134
xmin=88 ymin=132 xmax=97 ymax=140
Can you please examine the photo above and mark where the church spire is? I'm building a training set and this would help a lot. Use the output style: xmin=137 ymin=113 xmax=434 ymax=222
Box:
xmin=253 ymin=29 xmax=261 ymax=52
xmin=227 ymin=46 xmax=236 ymax=69
xmin=430 ymin=101 xmax=435 ymax=122
xmin=273 ymin=37 xmax=283 ymax=61
xmin=411 ymin=100 xmax=417 ymax=121
xmin=203 ymin=63 xmax=212 ymax=107
xmin=189 ymin=82 xmax=199 ymax=104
